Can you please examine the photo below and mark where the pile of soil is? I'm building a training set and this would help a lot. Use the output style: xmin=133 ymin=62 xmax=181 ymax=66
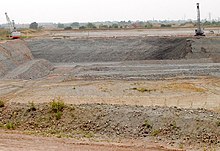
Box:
xmin=1 ymin=102 xmax=220 ymax=148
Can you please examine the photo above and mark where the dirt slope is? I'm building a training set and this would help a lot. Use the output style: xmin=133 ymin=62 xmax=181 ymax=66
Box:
xmin=27 ymin=37 xmax=220 ymax=63
xmin=0 ymin=40 xmax=33 ymax=77
xmin=4 ymin=59 xmax=54 ymax=80
xmin=0 ymin=40 xmax=54 ymax=80
xmin=27 ymin=37 xmax=191 ymax=63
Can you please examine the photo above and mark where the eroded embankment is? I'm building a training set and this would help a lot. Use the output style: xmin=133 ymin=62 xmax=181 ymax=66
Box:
xmin=0 ymin=40 xmax=53 ymax=79
xmin=27 ymin=37 xmax=220 ymax=63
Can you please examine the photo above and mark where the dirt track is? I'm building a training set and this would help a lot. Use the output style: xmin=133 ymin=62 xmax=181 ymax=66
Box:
xmin=0 ymin=131 xmax=172 ymax=151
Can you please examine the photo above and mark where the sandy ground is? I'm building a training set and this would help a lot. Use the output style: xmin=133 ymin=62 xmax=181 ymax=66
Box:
xmin=47 ymin=28 xmax=220 ymax=38
xmin=0 ymin=130 xmax=176 ymax=151
xmin=0 ymin=76 xmax=219 ymax=111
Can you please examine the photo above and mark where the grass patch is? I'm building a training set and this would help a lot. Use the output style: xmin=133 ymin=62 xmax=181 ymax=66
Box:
xmin=27 ymin=101 xmax=37 ymax=112
xmin=151 ymin=129 xmax=160 ymax=136
xmin=170 ymin=121 xmax=177 ymax=129
xmin=0 ymin=29 xmax=10 ymax=40
xmin=5 ymin=122 xmax=15 ymax=130
xmin=142 ymin=120 xmax=152 ymax=129
xmin=131 ymin=87 xmax=156 ymax=93
xmin=216 ymin=121 xmax=220 ymax=127
xmin=84 ymin=131 xmax=95 ymax=138
xmin=50 ymin=97 xmax=65 ymax=113
xmin=0 ymin=100 xmax=5 ymax=108
xmin=50 ymin=97 xmax=65 ymax=120
xmin=55 ymin=111 xmax=62 ymax=120
xmin=165 ymin=83 xmax=206 ymax=93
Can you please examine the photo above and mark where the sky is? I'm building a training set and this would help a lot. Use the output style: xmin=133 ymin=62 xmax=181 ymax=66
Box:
xmin=0 ymin=0 xmax=219 ymax=24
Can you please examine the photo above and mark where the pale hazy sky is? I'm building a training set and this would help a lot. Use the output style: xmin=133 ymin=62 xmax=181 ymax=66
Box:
xmin=0 ymin=0 xmax=219 ymax=24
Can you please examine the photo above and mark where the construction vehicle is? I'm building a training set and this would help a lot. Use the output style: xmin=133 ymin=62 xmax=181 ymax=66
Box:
xmin=5 ymin=12 xmax=21 ymax=39
xmin=195 ymin=3 xmax=205 ymax=36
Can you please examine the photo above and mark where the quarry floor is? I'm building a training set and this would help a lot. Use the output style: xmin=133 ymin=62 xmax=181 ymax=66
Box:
xmin=0 ymin=29 xmax=220 ymax=150
xmin=1 ymin=76 xmax=220 ymax=111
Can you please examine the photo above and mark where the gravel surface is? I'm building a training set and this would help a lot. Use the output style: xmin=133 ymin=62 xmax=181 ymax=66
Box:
xmin=63 ymin=61 xmax=220 ymax=80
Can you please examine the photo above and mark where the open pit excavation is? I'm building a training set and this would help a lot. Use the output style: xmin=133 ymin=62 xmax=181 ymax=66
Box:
xmin=0 ymin=32 xmax=220 ymax=150
xmin=27 ymin=36 xmax=220 ymax=80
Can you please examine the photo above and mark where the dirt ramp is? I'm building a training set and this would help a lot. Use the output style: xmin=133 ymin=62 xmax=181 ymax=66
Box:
xmin=4 ymin=59 xmax=54 ymax=80
xmin=0 ymin=40 xmax=33 ymax=77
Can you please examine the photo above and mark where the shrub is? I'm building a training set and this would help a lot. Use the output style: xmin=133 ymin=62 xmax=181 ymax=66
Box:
xmin=50 ymin=98 xmax=65 ymax=113
xmin=0 ymin=100 xmax=4 ymax=108
xmin=27 ymin=101 xmax=36 ymax=112
xmin=55 ymin=111 xmax=62 ymax=120
xmin=131 ymin=87 xmax=156 ymax=93
xmin=216 ymin=121 xmax=220 ymax=127
xmin=64 ymin=27 xmax=72 ymax=30
xmin=151 ymin=129 xmax=160 ymax=136
xmin=142 ymin=120 xmax=152 ymax=129
xmin=79 ymin=26 xmax=86 ymax=29
xmin=6 ymin=122 xmax=15 ymax=130
xmin=29 ymin=22 xmax=38 ymax=29
xmin=161 ymin=24 xmax=172 ymax=28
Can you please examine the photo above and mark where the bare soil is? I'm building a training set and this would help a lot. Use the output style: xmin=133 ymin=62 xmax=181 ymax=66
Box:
xmin=0 ymin=130 xmax=180 ymax=151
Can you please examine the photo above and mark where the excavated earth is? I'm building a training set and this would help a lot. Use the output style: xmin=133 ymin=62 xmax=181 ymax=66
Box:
xmin=0 ymin=34 xmax=220 ymax=150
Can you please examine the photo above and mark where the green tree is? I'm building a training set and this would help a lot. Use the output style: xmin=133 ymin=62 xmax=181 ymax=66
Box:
xmin=99 ymin=24 xmax=109 ymax=29
xmin=79 ymin=26 xmax=86 ymax=29
xmin=71 ymin=22 xmax=80 ymax=28
xmin=112 ymin=24 xmax=119 ymax=28
xmin=29 ymin=22 xmax=38 ymax=29
xmin=64 ymin=26 xmax=72 ymax=30
xmin=86 ymin=23 xmax=96 ymax=29
xmin=57 ymin=23 xmax=65 ymax=28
